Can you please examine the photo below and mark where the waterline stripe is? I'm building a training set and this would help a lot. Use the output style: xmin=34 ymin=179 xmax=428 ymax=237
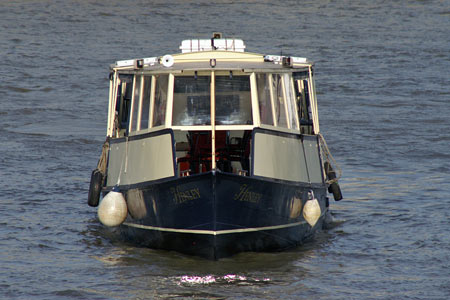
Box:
xmin=123 ymin=220 xmax=309 ymax=235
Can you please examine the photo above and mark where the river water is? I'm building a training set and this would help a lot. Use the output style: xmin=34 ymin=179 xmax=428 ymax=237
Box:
xmin=1 ymin=1 xmax=449 ymax=299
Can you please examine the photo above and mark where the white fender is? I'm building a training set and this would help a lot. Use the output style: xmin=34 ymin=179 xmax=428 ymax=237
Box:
xmin=98 ymin=190 xmax=127 ymax=227
xmin=303 ymin=191 xmax=321 ymax=227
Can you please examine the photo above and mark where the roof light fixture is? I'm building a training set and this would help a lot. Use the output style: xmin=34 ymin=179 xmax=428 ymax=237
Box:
xmin=282 ymin=57 xmax=293 ymax=67
xmin=135 ymin=59 xmax=144 ymax=68
xmin=161 ymin=55 xmax=174 ymax=67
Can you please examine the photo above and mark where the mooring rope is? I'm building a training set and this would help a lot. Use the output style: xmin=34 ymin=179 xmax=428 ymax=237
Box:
xmin=96 ymin=139 xmax=110 ymax=175
xmin=318 ymin=133 xmax=342 ymax=184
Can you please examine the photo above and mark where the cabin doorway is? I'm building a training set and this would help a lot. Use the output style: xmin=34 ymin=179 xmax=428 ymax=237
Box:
xmin=175 ymin=129 xmax=251 ymax=177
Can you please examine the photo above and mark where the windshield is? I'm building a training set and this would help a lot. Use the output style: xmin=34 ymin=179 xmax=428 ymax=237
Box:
xmin=173 ymin=75 xmax=211 ymax=125
xmin=172 ymin=73 xmax=252 ymax=126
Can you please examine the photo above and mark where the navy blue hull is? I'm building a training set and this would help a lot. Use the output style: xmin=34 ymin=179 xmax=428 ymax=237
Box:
xmin=115 ymin=171 xmax=327 ymax=259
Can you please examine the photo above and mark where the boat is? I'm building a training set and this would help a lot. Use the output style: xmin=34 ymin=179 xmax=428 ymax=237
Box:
xmin=87 ymin=33 xmax=343 ymax=260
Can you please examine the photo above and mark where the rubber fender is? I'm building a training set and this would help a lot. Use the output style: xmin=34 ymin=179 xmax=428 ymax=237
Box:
xmin=324 ymin=161 xmax=336 ymax=180
xmin=88 ymin=169 xmax=103 ymax=207
xmin=324 ymin=161 xmax=343 ymax=201
xmin=328 ymin=182 xmax=343 ymax=201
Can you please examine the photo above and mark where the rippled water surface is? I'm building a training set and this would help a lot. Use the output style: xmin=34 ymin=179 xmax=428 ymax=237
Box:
xmin=1 ymin=1 xmax=449 ymax=299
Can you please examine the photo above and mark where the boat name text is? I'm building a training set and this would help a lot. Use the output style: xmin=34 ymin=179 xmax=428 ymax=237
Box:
xmin=234 ymin=184 xmax=262 ymax=204
xmin=170 ymin=187 xmax=201 ymax=204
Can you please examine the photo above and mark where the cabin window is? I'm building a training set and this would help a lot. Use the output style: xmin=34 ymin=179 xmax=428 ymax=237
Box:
xmin=153 ymin=74 xmax=168 ymax=127
xmin=215 ymin=75 xmax=252 ymax=125
xmin=283 ymin=73 xmax=299 ymax=130
xmin=114 ymin=74 xmax=133 ymax=136
xmin=272 ymin=74 xmax=289 ymax=128
xmin=127 ymin=75 xmax=153 ymax=133
xmin=293 ymin=72 xmax=313 ymax=134
xmin=256 ymin=73 xmax=298 ymax=130
xmin=172 ymin=75 xmax=211 ymax=125
xmin=256 ymin=74 xmax=274 ymax=126
xmin=140 ymin=76 xmax=152 ymax=130
xmin=129 ymin=75 xmax=141 ymax=132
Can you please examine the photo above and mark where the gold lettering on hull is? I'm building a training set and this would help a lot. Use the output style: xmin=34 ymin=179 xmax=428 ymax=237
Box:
xmin=234 ymin=184 xmax=262 ymax=204
xmin=170 ymin=187 xmax=201 ymax=204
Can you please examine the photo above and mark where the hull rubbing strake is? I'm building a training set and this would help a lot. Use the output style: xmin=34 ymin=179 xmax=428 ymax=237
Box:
xmin=123 ymin=209 xmax=325 ymax=236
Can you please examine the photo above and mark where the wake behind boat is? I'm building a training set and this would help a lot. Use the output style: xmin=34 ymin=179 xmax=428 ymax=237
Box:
xmin=88 ymin=33 xmax=342 ymax=259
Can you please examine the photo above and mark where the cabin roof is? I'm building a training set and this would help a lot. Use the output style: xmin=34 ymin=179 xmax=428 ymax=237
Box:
xmin=111 ymin=50 xmax=313 ymax=73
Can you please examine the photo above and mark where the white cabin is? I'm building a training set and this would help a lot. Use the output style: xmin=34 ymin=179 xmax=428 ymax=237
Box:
xmin=105 ymin=38 xmax=324 ymax=187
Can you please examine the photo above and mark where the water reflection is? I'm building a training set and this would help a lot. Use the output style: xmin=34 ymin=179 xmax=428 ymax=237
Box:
xmin=83 ymin=219 xmax=345 ymax=299
xmin=178 ymin=274 xmax=271 ymax=285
